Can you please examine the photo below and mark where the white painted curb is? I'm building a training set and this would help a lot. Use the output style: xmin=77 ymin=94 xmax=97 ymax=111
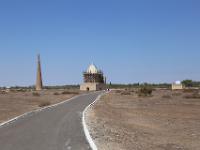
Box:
xmin=0 ymin=93 xmax=89 ymax=128
xmin=82 ymin=92 xmax=107 ymax=150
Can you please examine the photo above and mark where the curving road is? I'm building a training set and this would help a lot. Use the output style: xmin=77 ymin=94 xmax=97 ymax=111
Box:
xmin=0 ymin=91 xmax=102 ymax=150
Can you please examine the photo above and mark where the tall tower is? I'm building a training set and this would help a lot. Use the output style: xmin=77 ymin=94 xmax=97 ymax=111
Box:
xmin=36 ymin=54 xmax=43 ymax=91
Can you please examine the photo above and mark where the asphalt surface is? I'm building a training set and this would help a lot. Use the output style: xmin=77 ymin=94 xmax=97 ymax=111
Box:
xmin=0 ymin=91 xmax=103 ymax=150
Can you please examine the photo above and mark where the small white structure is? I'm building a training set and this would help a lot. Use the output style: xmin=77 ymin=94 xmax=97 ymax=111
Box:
xmin=172 ymin=81 xmax=183 ymax=90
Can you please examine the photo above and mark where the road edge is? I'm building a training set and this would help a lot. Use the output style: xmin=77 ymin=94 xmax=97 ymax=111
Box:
xmin=0 ymin=93 xmax=87 ymax=128
xmin=82 ymin=92 xmax=107 ymax=150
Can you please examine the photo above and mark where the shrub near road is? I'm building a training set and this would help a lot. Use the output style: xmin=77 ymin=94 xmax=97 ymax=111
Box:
xmin=137 ymin=86 xmax=153 ymax=97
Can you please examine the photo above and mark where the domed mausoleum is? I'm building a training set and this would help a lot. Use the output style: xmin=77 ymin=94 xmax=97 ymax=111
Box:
xmin=80 ymin=64 xmax=106 ymax=91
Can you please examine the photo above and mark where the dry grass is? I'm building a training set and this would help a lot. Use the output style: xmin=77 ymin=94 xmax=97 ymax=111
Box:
xmin=61 ymin=91 xmax=79 ymax=95
xmin=53 ymin=92 xmax=60 ymax=95
xmin=38 ymin=101 xmax=51 ymax=107
xmin=184 ymin=93 xmax=200 ymax=99
xmin=32 ymin=92 xmax=40 ymax=96
xmin=137 ymin=86 xmax=153 ymax=97
xmin=183 ymin=89 xmax=199 ymax=93
xmin=86 ymin=89 xmax=200 ymax=150
xmin=172 ymin=92 xmax=182 ymax=96
xmin=162 ymin=94 xmax=172 ymax=99
xmin=114 ymin=90 xmax=123 ymax=94
xmin=120 ymin=91 xmax=131 ymax=95
xmin=0 ymin=91 xmax=7 ymax=94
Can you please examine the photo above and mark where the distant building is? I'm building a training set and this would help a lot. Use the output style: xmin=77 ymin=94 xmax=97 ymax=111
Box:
xmin=172 ymin=81 xmax=183 ymax=90
xmin=80 ymin=64 xmax=106 ymax=91
xmin=35 ymin=54 xmax=43 ymax=91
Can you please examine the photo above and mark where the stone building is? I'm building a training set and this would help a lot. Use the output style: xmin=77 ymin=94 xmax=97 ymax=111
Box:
xmin=172 ymin=81 xmax=183 ymax=90
xmin=80 ymin=64 xmax=106 ymax=91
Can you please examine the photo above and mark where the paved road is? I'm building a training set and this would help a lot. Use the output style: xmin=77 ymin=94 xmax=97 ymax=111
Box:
xmin=0 ymin=91 xmax=103 ymax=150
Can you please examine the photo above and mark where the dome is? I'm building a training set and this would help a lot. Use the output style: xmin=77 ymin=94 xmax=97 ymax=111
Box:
xmin=87 ymin=64 xmax=98 ymax=74
xmin=175 ymin=81 xmax=181 ymax=85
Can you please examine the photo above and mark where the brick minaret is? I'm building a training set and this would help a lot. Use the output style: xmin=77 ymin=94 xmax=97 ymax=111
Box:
xmin=36 ymin=54 xmax=43 ymax=91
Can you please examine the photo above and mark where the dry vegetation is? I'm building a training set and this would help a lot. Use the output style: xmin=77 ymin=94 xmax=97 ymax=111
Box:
xmin=38 ymin=101 xmax=51 ymax=107
xmin=0 ymin=89 xmax=81 ymax=123
xmin=86 ymin=88 xmax=200 ymax=150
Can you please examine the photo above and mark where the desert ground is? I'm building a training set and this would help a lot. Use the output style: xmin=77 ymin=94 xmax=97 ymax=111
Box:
xmin=86 ymin=88 xmax=200 ymax=150
xmin=0 ymin=88 xmax=82 ymax=123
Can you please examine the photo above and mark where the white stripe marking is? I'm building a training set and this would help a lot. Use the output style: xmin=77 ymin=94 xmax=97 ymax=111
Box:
xmin=0 ymin=93 xmax=91 ymax=128
xmin=82 ymin=91 xmax=108 ymax=150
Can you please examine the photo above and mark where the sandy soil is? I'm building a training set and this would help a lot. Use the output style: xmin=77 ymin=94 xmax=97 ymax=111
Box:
xmin=0 ymin=89 xmax=81 ymax=123
xmin=85 ymin=89 xmax=200 ymax=150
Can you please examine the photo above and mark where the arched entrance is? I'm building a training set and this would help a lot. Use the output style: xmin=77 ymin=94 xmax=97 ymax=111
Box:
xmin=86 ymin=87 xmax=90 ymax=91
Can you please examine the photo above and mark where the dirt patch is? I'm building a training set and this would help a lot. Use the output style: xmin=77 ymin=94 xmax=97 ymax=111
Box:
xmin=85 ymin=89 xmax=200 ymax=150
xmin=0 ymin=89 xmax=82 ymax=123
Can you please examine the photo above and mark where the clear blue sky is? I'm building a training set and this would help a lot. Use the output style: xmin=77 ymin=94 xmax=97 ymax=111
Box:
xmin=0 ymin=0 xmax=200 ymax=86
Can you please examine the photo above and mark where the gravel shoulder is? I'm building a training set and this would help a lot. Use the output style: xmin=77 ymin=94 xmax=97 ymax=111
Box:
xmin=85 ymin=89 xmax=200 ymax=150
